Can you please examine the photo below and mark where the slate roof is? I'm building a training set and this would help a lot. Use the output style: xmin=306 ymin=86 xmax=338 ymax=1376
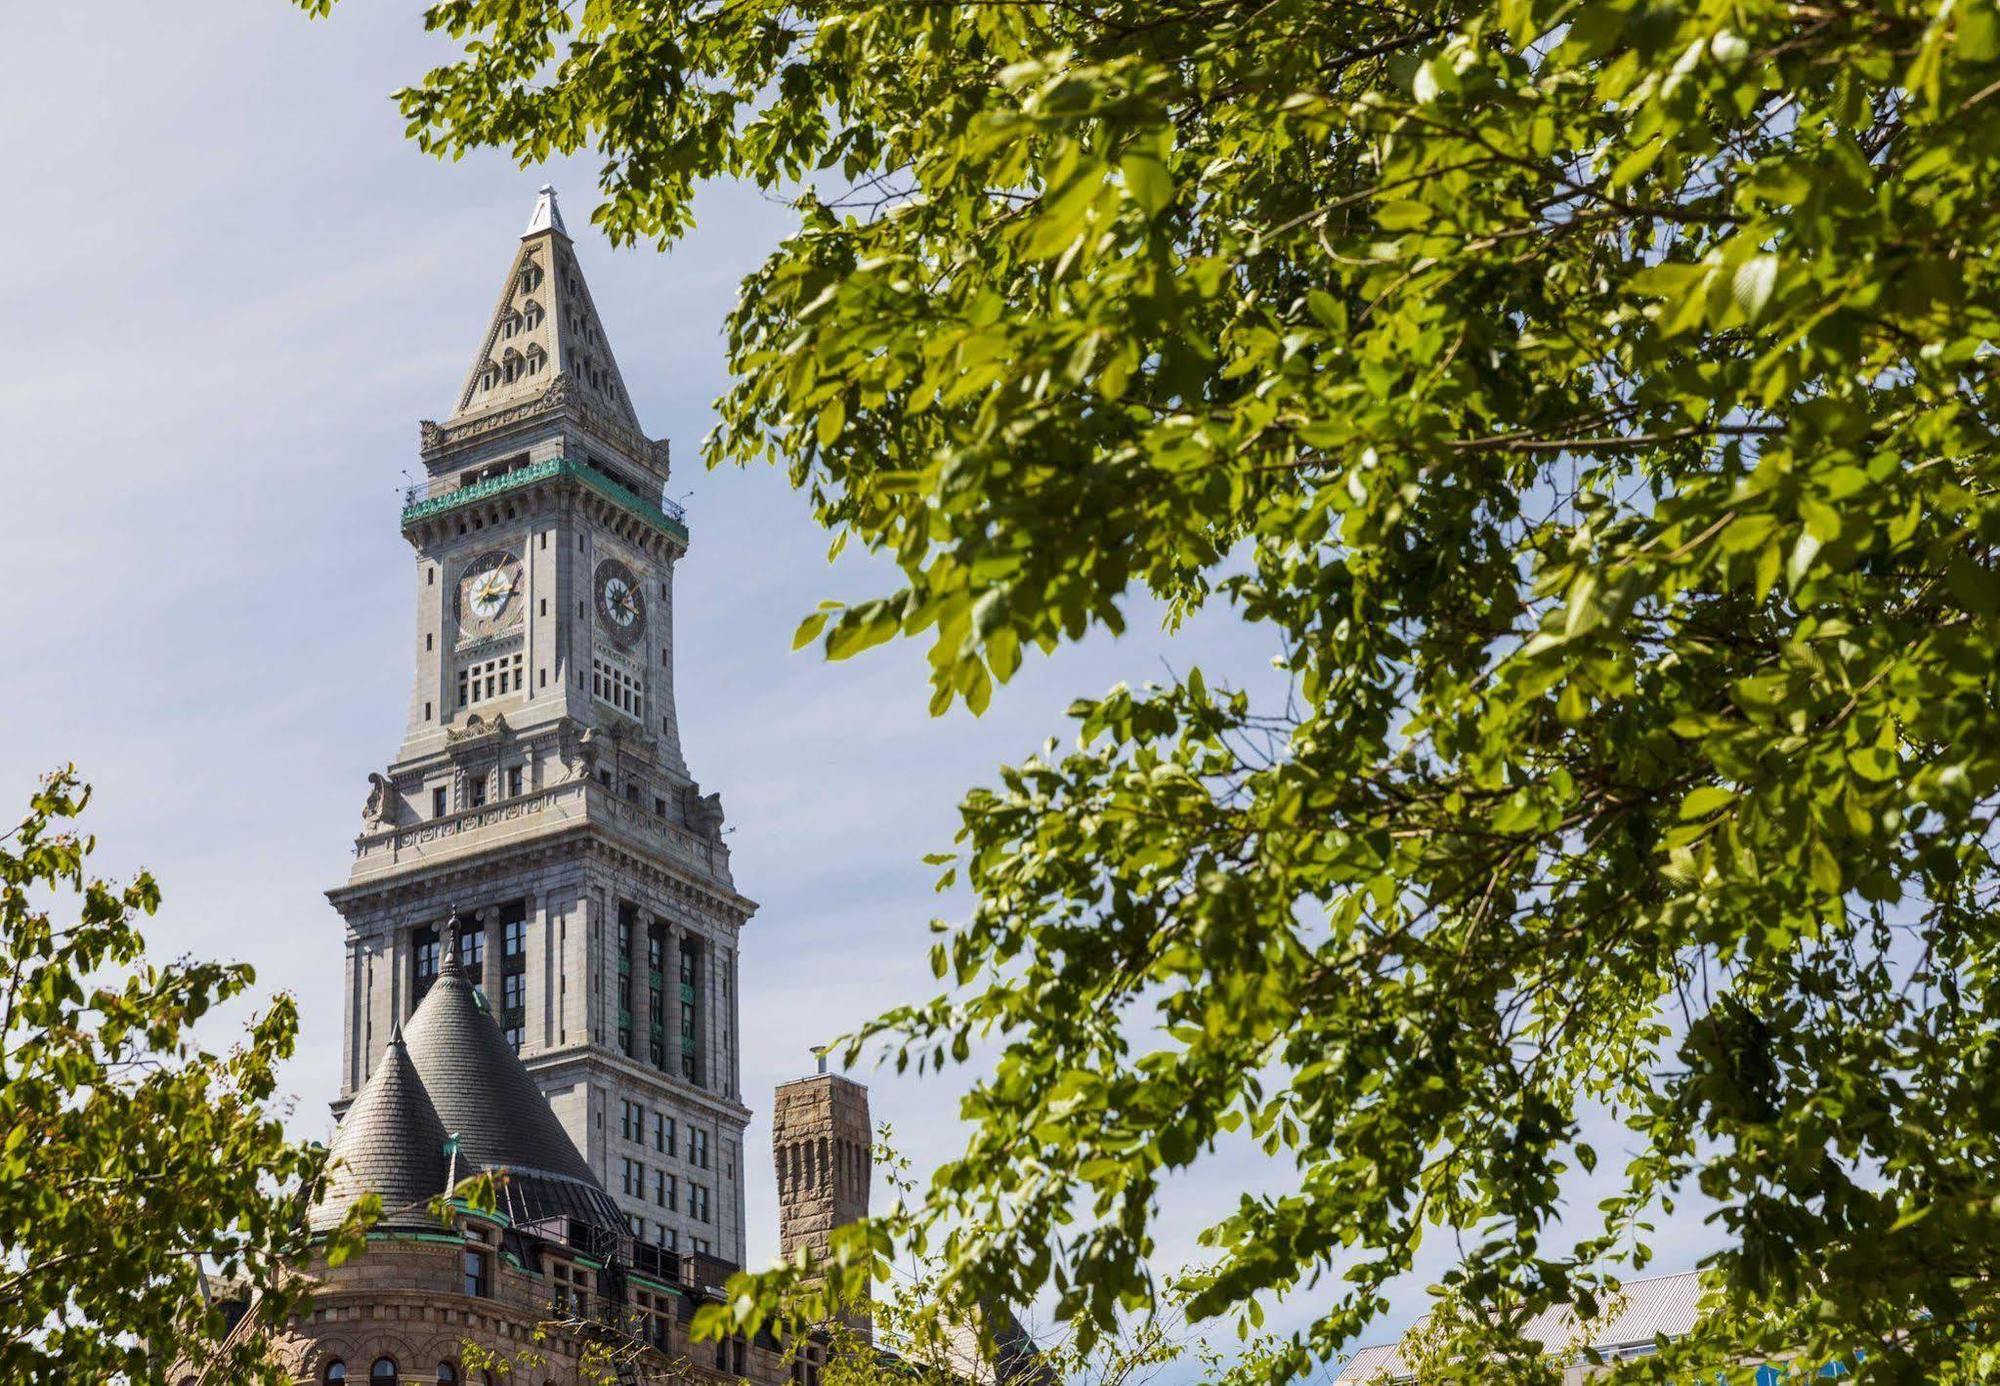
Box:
xmin=309 ymin=1024 xmax=449 ymax=1232
xmin=1332 ymin=1272 xmax=1707 ymax=1382
xmin=312 ymin=925 xmax=622 ymax=1237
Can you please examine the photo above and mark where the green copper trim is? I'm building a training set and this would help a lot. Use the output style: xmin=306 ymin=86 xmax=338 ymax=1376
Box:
xmin=401 ymin=456 xmax=689 ymax=543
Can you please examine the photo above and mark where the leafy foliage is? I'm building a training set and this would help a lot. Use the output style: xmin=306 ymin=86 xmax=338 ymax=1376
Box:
xmin=307 ymin=0 xmax=2000 ymax=1379
xmin=0 ymin=768 xmax=369 ymax=1382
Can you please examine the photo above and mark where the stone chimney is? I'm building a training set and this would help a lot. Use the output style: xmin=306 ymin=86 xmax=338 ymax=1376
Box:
xmin=772 ymin=1061 xmax=872 ymax=1327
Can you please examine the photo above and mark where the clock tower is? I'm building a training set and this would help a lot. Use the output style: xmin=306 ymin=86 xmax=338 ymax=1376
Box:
xmin=328 ymin=187 xmax=750 ymax=1263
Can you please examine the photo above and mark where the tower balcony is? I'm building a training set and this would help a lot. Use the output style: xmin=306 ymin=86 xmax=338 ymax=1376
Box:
xmin=400 ymin=454 xmax=689 ymax=545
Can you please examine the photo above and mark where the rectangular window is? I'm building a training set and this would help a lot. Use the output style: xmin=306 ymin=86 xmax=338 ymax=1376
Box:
xmin=414 ymin=929 xmax=440 ymax=983
xmin=457 ymin=651 xmax=525 ymax=708
xmin=507 ymin=766 xmax=523 ymax=797
xmin=656 ymin=1223 xmax=677 ymax=1251
xmin=622 ymin=1099 xmax=642 ymax=1142
xmin=504 ymin=1024 xmax=523 ymax=1051
xmin=461 ymin=924 xmax=484 ymax=970
xmin=591 ymin=656 xmax=645 ymax=718
xmin=656 ymin=1169 xmax=675 ymax=1208
xmin=432 ymin=786 xmax=448 ymax=818
xmin=468 ymin=777 xmax=487 ymax=808
xmin=655 ymin=1113 xmax=674 ymax=1154
xmin=690 ymin=1182 xmax=710 ymax=1222
xmin=693 ymin=1236 xmax=710 ymax=1255
xmin=622 ymin=1157 xmax=645 ymax=1197
xmin=690 ymin=1128 xmax=709 ymax=1169
xmin=503 ymin=920 xmax=526 ymax=959
xmin=647 ymin=930 xmax=664 ymax=973
xmin=502 ymin=971 xmax=524 ymax=1011
xmin=463 ymin=1246 xmax=490 ymax=1298
xmin=653 ymin=795 xmax=666 ymax=817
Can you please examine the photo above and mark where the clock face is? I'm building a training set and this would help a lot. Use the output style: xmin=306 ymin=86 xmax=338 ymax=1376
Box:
xmin=594 ymin=557 xmax=646 ymax=647
xmin=457 ymin=550 xmax=523 ymax=638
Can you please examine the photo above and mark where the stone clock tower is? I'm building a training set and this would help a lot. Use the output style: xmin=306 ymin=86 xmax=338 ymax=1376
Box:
xmin=327 ymin=187 xmax=749 ymax=1263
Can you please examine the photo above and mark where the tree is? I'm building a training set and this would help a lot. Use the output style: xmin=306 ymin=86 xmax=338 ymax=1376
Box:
xmin=0 ymin=768 xmax=366 ymax=1382
xmin=304 ymin=0 xmax=2000 ymax=1379
xmin=818 ymin=1133 xmax=1214 ymax=1386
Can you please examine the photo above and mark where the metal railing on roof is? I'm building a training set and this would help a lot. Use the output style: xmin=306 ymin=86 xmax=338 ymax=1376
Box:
xmin=399 ymin=457 xmax=689 ymax=542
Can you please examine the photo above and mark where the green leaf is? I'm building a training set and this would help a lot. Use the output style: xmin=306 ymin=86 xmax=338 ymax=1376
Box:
xmin=1120 ymin=151 xmax=1173 ymax=217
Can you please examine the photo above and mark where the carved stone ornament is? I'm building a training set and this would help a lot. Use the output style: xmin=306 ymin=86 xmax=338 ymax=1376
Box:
xmin=363 ymin=771 xmax=397 ymax=829
xmin=446 ymin=711 xmax=510 ymax=746
xmin=682 ymin=783 xmax=726 ymax=839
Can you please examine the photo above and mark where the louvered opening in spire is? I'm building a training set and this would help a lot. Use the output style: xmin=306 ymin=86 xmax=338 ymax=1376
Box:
xmin=448 ymin=184 xmax=641 ymax=429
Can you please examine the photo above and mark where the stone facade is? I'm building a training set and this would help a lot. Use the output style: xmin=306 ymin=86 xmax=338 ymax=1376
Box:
xmin=328 ymin=187 xmax=748 ymax=1265
xmin=194 ymin=188 xmax=914 ymax=1386
xmin=771 ymin=1074 xmax=872 ymax=1266
xmin=255 ymin=1230 xmax=785 ymax=1385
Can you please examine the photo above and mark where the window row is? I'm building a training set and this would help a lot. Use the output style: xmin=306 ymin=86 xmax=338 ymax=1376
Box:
xmin=459 ymin=652 xmax=525 ymax=709
xmin=474 ymin=343 xmax=547 ymax=391
xmin=620 ymin=1099 xmax=678 ymax=1155
xmin=499 ymin=299 xmax=545 ymax=338
xmin=429 ymin=765 xmax=529 ymax=819
xmin=321 ymin=1361 xmax=485 ymax=1385
xmin=617 ymin=1157 xmax=711 ymax=1222
xmin=592 ymin=657 xmax=643 ymax=717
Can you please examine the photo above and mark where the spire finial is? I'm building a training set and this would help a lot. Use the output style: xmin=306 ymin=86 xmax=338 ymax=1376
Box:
xmin=439 ymin=907 xmax=464 ymax=980
xmin=389 ymin=1018 xmax=405 ymax=1047
xmin=523 ymin=184 xmax=567 ymax=238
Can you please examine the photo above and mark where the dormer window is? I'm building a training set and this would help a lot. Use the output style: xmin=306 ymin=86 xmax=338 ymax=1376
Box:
xmin=501 ymin=348 xmax=524 ymax=383
xmin=523 ymin=300 xmax=544 ymax=329
xmin=518 ymin=263 xmax=543 ymax=293
xmin=476 ymin=360 xmax=500 ymax=391
xmin=500 ymin=311 xmax=520 ymax=339
xmin=525 ymin=345 xmax=546 ymax=375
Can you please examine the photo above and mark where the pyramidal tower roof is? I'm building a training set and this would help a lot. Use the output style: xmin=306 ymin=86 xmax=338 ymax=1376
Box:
xmin=310 ymin=1024 xmax=450 ymax=1232
xmin=448 ymin=184 xmax=640 ymax=429
xmin=312 ymin=922 xmax=623 ymax=1236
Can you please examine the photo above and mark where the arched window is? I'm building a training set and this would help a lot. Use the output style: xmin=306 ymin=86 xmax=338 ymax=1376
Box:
xmin=437 ymin=1364 xmax=458 ymax=1384
xmin=371 ymin=1359 xmax=398 ymax=1384
xmin=501 ymin=349 xmax=523 ymax=384
xmin=519 ymin=264 xmax=543 ymax=293
xmin=525 ymin=346 xmax=545 ymax=376
xmin=325 ymin=1363 xmax=348 ymax=1385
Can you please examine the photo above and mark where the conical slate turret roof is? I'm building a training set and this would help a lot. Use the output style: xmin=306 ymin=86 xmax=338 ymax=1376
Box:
xmin=401 ymin=934 xmax=598 ymax=1186
xmin=310 ymin=1024 xmax=450 ymax=1232
xmin=311 ymin=924 xmax=622 ymax=1239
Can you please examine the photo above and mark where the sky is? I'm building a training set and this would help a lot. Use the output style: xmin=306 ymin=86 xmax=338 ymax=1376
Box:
xmin=0 ymin=1 xmax=1726 ymax=1373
